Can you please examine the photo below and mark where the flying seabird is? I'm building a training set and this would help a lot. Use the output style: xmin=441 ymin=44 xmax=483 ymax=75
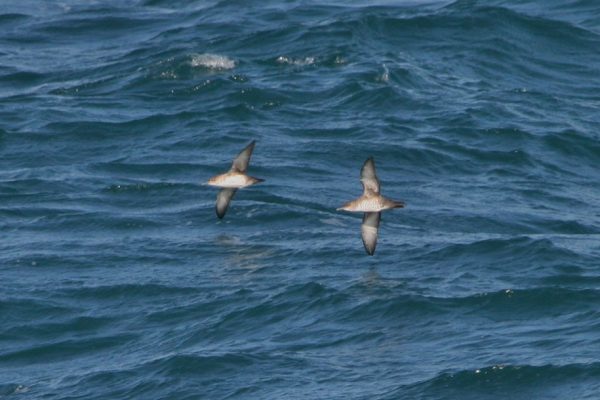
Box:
xmin=207 ymin=140 xmax=264 ymax=219
xmin=337 ymin=157 xmax=404 ymax=255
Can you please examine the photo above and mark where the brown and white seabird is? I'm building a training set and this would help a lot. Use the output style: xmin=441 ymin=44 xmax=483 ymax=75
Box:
xmin=207 ymin=140 xmax=264 ymax=219
xmin=337 ymin=157 xmax=404 ymax=255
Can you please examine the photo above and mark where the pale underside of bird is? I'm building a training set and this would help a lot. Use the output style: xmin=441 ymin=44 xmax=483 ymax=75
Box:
xmin=337 ymin=157 xmax=404 ymax=255
xmin=207 ymin=140 xmax=264 ymax=219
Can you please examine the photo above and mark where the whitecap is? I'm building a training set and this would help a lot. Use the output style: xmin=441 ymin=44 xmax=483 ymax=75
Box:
xmin=14 ymin=385 xmax=29 ymax=394
xmin=377 ymin=63 xmax=390 ymax=83
xmin=276 ymin=56 xmax=316 ymax=66
xmin=190 ymin=53 xmax=236 ymax=70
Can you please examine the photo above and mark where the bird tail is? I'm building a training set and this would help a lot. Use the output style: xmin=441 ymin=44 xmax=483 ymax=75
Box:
xmin=249 ymin=176 xmax=265 ymax=185
xmin=393 ymin=201 xmax=405 ymax=208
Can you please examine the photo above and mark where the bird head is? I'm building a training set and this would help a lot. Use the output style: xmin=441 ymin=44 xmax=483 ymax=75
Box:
xmin=207 ymin=175 xmax=220 ymax=186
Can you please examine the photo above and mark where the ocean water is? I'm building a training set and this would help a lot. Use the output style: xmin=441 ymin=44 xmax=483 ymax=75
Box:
xmin=1 ymin=0 xmax=600 ymax=398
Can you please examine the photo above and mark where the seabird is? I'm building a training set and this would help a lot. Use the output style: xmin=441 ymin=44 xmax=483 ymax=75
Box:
xmin=207 ymin=140 xmax=264 ymax=219
xmin=337 ymin=157 xmax=404 ymax=255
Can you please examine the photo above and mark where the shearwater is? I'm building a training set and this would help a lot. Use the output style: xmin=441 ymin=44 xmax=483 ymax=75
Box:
xmin=207 ymin=141 xmax=264 ymax=219
xmin=337 ymin=157 xmax=404 ymax=255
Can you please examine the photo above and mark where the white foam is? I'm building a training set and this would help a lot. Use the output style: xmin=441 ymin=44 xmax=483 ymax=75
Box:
xmin=276 ymin=56 xmax=316 ymax=66
xmin=377 ymin=63 xmax=390 ymax=82
xmin=14 ymin=385 xmax=29 ymax=394
xmin=190 ymin=53 xmax=236 ymax=70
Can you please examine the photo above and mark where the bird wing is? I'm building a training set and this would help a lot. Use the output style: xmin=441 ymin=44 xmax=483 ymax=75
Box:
xmin=216 ymin=188 xmax=237 ymax=219
xmin=361 ymin=212 xmax=380 ymax=256
xmin=231 ymin=141 xmax=256 ymax=173
xmin=360 ymin=157 xmax=380 ymax=194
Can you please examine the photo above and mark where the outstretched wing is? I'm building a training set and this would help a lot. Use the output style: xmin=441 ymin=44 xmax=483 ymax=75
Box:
xmin=231 ymin=141 xmax=256 ymax=173
xmin=216 ymin=188 xmax=237 ymax=219
xmin=361 ymin=212 xmax=380 ymax=256
xmin=360 ymin=157 xmax=380 ymax=194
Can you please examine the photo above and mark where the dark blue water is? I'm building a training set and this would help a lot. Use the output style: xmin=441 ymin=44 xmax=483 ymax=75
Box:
xmin=1 ymin=0 xmax=600 ymax=398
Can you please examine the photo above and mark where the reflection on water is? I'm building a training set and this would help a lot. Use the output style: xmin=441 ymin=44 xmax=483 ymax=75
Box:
xmin=361 ymin=266 xmax=382 ymax=288
xmin=214 ymin=234 xmax=274 ymax=272
xmin=214 ymin=234 xmax=243 ymax=247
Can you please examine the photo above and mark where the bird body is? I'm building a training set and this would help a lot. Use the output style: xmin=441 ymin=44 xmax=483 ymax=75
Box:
xmin=337 ymin=193 xmax=402 ymax=212
xmin=207 ymin=172 xmax=262 ymax=189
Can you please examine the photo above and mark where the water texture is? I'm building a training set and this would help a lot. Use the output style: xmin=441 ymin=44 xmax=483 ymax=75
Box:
xmin=1 ymin=0 xmax=599 ymax=399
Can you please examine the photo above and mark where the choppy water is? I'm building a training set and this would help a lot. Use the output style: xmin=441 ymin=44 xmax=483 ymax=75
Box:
xmin=1 ymin=0 xmax=600 ymax=399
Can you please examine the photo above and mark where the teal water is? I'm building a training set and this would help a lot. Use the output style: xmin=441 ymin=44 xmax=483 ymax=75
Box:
xmin=1 ymin=1 xmax=600 ymax=399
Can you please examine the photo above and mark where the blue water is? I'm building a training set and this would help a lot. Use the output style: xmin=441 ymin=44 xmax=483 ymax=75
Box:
xmin=1 ymin=0 xmax=600 ymax=398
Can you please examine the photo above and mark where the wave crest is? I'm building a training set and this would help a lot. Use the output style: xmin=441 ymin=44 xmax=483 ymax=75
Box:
xmin=276 ymin=55 xmax=316 ymax=66
xmin=190 ymin=53 xmax=236 ymax=70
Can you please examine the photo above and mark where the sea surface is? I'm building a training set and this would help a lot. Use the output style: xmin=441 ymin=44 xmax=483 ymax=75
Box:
xmin=1 ymin=0 xmax=600 ymax=399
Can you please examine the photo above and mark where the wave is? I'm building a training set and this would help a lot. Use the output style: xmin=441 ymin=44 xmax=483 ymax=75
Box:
xmin=57 ymin=350 xmax=308 ymax=399
xmin=0 ymin=333 xmax=137 ymax=365
xmin=415 ymin=236 xmax=581 ymax=263
xmin=0 ymin=13 xmax=30 ymax=24
xmin=137 ymin=279 xmax=600 ymax=342
xmin=387 ymin=362 xmax=600 ymax=399
xmin=57 ymin=283 xmax=200 ymax=301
